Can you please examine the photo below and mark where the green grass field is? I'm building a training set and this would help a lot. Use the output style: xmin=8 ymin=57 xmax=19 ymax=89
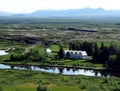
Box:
xmin=0 ymin=69 xmax=120 ymax=91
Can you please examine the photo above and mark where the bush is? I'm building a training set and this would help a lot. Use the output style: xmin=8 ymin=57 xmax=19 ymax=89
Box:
xmin=111 ymin=88 xmax=120 ymax=91
xmin=37 ymin=85 xmax=48 ymax=91
xmin=0 ymin=87 xmax=2 ymax=91
xmin=103 ymin=79 xmax=109 ymax=84
xmin=86 ymin=85 xmax=100 ymax=91
xmin=80 ymin=83 xmax=86 ymax=89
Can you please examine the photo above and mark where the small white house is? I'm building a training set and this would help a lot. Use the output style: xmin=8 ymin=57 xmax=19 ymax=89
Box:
xmin=45 ymin=48 xmax=52 ymax=55
xmin=0 ymin=50 xmax=8 ymax=56
xmin=64 ymin=50 xmax=88 ymax=59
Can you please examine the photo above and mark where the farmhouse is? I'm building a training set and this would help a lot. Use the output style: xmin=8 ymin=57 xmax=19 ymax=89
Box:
xmin=64 ymin=50 xmax=88 ymax=59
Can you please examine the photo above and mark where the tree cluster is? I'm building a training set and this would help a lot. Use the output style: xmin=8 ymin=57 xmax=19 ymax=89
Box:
xmin=69 ymin=41 xmax=120 ymax=70
xmin=93 ymin=42 xmax=120 ymax=70
xmin=93 ymin=42 xmax=110 ymax=63
xmin=10 ymin=49 xmax=45 ymax=62
xmin=69 ymin=41 xmax=94 ymax=56
xmin=57 ymin=46 xmax=64 ymax=59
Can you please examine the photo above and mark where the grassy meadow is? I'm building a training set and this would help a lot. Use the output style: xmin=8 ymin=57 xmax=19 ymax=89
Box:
xmin=0 ymin=69 xmax=120 ymax=91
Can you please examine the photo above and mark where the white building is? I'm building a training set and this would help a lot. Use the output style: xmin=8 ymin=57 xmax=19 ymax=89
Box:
xmin=64 ymin=50 xmax=88 ymax=59
xmin=0 ymin=50 xmax=8 ymax=56
xmin=45 ymin=48 xmax=52 ymax=55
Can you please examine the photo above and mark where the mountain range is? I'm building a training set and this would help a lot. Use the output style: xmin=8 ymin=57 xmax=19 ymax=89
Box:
xmin=0 ymin=8 xmax=120 ymax=17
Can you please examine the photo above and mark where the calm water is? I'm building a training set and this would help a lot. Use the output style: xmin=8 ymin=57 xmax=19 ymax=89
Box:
xmin=0 ymin=64 xmax=119 ymax=77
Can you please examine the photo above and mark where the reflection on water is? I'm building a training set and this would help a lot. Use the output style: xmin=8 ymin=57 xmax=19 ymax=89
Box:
xmin=0 ymin=64 xmax=119 ymax=77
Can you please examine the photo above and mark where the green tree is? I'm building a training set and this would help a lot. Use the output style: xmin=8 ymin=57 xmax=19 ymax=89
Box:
xmin=108 ymin=52 xmax=120 ymax=69
xmin=72 ymin=43 xmax=76 ymax=50
xmin=98 ymin=47 xmax=109 ymax=63
xmin=100 ymin=42 xmax=104 ymax=51
xmin=93 ymin=42 xmax=99 ymax=61
xmin=114 ymin=53 xmax=120 ymax=69
xmin=58 ymin=46 xmax=64 ymax=59
xmin=10 ymin=54 xmax=14 ymax=61
xmin=10 ymin=53 xmax=24 ymax=62
xmin=109 ymin=42 xmax=117 ymax=55
xmin=80 ymin=41 xmax=94 ymax=56
xmin=69 ymin=42 xmax=72 ymax=50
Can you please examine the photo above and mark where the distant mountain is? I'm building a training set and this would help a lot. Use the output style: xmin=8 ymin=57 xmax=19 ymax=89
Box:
xmin=28 ymin=8 xmax=106 ymax=17
xmin=0 ymin=11 xmax=25 ymax=17
xmin=1 ymin=8 xmax=120 ymax=17
xmin=13 ymin=14 xmax=25 ymax=17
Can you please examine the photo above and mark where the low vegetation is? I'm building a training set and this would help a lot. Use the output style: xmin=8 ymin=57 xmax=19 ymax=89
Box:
xmin=0 ymin=69 xmax=120 ymax=91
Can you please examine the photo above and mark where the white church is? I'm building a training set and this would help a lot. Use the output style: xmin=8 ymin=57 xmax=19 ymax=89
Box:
xmin=64 ymin=50 xmax=88 ymax=59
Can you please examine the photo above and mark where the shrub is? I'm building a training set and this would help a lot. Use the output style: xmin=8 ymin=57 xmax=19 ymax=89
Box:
xmin=37 ymin=85 xmax=48 ymax=91
xmin=111 ymin=88 xmax=120 ymax=91
xmin=0 ymin=87 xmax=2 ymax=91
xmin=103 ymin=79 xmax=109 ymax=84
xmin=80 ymin=83 xmax=86 ymax=89
xmin=86 ymin=86 xmax=100 ymax=91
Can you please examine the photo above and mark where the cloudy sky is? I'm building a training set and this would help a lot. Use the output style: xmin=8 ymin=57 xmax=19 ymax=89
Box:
xmin=0 ymin=0 xmax=120 ymax=13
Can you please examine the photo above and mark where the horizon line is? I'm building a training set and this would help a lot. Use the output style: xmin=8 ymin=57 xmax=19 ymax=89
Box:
xmin=0 ymin=7 xmax=120 ymax=14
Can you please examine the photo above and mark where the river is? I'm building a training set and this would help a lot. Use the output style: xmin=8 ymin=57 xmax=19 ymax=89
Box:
xmin=0 ymin=64 xmax=120 ymax=77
